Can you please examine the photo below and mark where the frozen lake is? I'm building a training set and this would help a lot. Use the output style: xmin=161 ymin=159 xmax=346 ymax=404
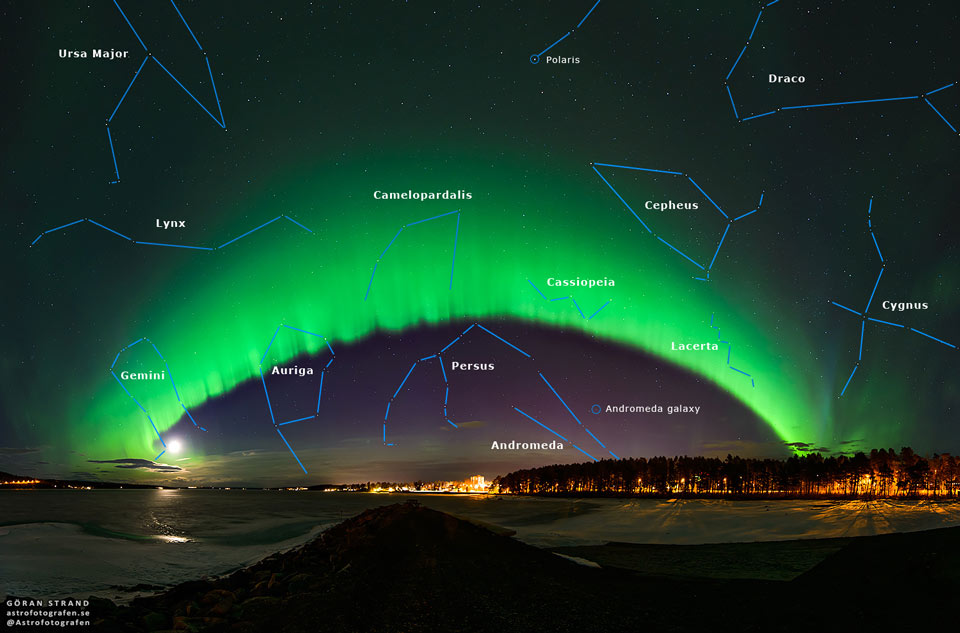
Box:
xmin=2 ymin=490 xmax=958 ymax=601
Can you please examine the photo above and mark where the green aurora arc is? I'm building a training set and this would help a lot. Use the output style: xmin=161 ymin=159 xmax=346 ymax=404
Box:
xmin=25 ymin=148 xmax=837 ymax=464
xmin=4 ymin=0 xmax=958 ymax=479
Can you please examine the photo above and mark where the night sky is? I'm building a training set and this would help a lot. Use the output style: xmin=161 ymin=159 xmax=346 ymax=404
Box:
xmin=2 ymin=1 xmax=957 ymax=486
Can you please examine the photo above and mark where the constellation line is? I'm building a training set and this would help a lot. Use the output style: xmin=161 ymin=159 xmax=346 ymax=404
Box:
xmin=29 ymin=215 xmax=313 ymax=250
xmin=724 ymin=2 xmax=957 ymax=137
xmin=529 ymin=1 xmax=601 ymax=64
xmin=110 ymin=337 xmax=206 ymax=462
xmin=592 ymin=162 xmax=763 ymax=281
xmin=827 ymin=198 xmax=956 ymax=397
xmin=382 ymin=323 xmax=617 ymax=460
xmin=106 ymin=1 xmax=227 ymax=184
xmin=364 ymin=210 xmax=461 ymax=301
xmin=527 ymin=280 xmax=611 ymax=321
xmin=258 ymin=325 xmax=337 ymax=474
xmin=710 ymin=314 xmax=756 ymax=388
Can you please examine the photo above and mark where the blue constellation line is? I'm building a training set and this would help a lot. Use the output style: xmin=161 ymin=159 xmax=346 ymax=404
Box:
xmin=828 ymin=198 xmax=956 ymax=397
xmin=382 ymin=323 xmax=619 ymax=460
xmin=258 ymin=325 xmax=336 ymax=474
xmin=529 ymin=1 xmax=601 ymax=64
xmin=527 ymin=280 xmax=611 ymax=320
xmin=512 ymin=407 xmax=599 ymax=462
xmin=109 ymin=337 xmax=206 ymax=462
xmin=709 ymin=314 xmax=755 ymax=388
xmin=29 ymin=215 xmax=313 ymax=250
xmin=364 ymin=210 xmax=460 ymax=301
xmin=591 ymin=162 xmax=763 ymax=281
xmin=106 ymin=0 xmax=226 ymax=184
xmin=724 ymin=2 xmax=957 ymax=135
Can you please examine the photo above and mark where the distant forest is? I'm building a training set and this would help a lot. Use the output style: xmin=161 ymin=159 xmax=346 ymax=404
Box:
xmin=492 ymin=449 xmax=960 ymax=498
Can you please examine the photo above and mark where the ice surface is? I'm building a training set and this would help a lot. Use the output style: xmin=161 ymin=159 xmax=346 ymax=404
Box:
xmin=2 ymin=490 xmax=958 ymax=600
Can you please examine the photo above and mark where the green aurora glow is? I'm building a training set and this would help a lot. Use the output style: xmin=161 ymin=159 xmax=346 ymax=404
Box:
xmin=32 ymin=150 xmax=823 ymax=461
xmin=5 ymin=1 xmax=957 ymax=476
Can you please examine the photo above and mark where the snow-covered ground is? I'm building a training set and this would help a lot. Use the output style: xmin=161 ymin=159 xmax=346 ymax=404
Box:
xmin=2 ymin=490 xmax=958 ymax=601
xmin=482 ymin=497 xmax=960 ymax=547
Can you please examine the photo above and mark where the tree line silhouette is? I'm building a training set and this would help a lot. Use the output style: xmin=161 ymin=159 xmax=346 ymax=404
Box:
xmin=492 ymin=448 xmax=960 ymax=498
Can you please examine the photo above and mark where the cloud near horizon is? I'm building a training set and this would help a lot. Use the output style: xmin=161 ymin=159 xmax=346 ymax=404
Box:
xmin=0 ymin=447 xmax=41 ymax=455
xmin=88 ymin=458 xmax=183 ymax=473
